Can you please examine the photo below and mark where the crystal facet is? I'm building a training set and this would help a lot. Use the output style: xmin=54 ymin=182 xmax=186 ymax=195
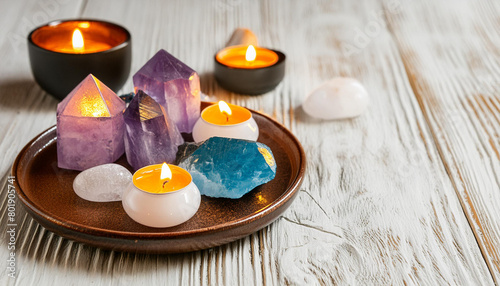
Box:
xmin=73 ymin=163 xmax=132 ymax=202
xmin=303 ymin=77 xmax=369 ymax=120
xmin=177 ymin=137 xmax=277 ymax=199
xmin=57 ymin=74 xmax=126 ymax=171
xmin=123 ymin=90 xmax=184 ymax=171
xmin=133 ymin=49 xmax=201 ymax=133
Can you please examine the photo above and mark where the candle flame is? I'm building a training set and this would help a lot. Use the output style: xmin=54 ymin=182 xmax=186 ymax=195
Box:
xmin=245 ymin=45 xmax=256 ymax=62
xmin=72 ymin=29 xmax=84 ymax=50
xmin=218 ymin=100 xmax=232 ymax=116
xmin=160 ymin=163 xmax=172 ymax=181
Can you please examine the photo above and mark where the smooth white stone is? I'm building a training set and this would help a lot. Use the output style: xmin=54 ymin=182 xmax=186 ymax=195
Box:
xmin=73 ymin=163 xmax=132 ymax=202
xmin=303 ymin=77 xmax=369 ymax=120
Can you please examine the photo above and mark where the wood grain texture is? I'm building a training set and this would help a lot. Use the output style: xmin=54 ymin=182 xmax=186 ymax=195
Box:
xmin=383 ymin=0 xmax=500 ymax=283
xmin=0 ymin=0 xmax=496 ymax=285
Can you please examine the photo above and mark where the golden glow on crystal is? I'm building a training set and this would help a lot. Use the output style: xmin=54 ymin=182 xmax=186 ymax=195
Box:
xmin=189 ymin=74 xmax=200 ymax=97
xmin=75 ymin=75 xmax=111 ymax=117
xmin=245 ymin=45 xmax=256 ymax=62
xmin=138 ymin=95 xmax=163 ymax=121
xmin=72 ymin=29 xmax=84 ymax=50
xmin=258 ymin=147 xmax=275 ymax=167
xmin=77 ymin=95 xmax=110 ymax=117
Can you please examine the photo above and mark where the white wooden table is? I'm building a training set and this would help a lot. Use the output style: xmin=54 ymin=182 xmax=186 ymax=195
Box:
xmin=1 ymin=0 xmax=499 ymax=285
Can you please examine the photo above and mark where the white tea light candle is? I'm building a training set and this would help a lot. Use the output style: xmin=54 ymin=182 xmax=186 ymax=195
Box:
xmin=122 ymin=163 xmax=201 ymax=228
xmin=192 ymin=101 xmax=259 ymax=142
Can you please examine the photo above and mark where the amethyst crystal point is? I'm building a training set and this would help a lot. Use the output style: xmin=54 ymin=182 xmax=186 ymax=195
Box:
xmin=57 ymin=74 xmax=126 ymax=171
xmin=133 ymin=49 xmax=201 ymax=133
xmin=177 ymin=137 xmax=277 ymax=199
xmin=124 ymin=90 xmax=184 ymax=171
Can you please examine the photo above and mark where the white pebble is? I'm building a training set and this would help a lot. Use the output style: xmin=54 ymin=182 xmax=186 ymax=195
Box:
xmin=73 ymin=164 xmax=132 ymax=202
xmin=303 ymin=77 xmax=369 ymax=120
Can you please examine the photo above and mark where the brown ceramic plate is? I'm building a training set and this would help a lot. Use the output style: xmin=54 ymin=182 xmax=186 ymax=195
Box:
xmin=11 ymin=102 xmax=306 ymax=253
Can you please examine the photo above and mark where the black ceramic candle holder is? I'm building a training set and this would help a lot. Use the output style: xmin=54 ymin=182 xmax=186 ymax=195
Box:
xmin=214 ymin=49 xmax=286 ymax=95
xmin=28 ymin=19 xmax=132 ymax=100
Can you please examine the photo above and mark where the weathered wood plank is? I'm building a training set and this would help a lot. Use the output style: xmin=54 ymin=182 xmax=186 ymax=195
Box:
xmin=383 ymin=0 xmax=500 ymax=283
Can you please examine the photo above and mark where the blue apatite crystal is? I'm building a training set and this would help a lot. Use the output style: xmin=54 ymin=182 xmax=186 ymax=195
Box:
xmin=177 ymin=137 xmax=277 ymax=198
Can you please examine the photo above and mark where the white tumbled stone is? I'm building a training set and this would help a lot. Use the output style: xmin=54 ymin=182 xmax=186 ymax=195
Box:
xmin=303 ymin=77 xmax=369 ymax=120
xmin=73 ymin=163 xmax=132 ymax=202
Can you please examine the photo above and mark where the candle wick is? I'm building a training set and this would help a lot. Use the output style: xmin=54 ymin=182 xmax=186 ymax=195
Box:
xmin=226 ymin=114 xmax=229 ymax=122
xmin=162 ymin=180 xmax=169 ymax=188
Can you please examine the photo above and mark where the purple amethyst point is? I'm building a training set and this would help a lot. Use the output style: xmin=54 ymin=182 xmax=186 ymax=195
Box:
xmin=57 ymin=74 xmax=126 ymax=171
xmin=133 ymin=49 xmax=201 ymax=133
xmin=124 ymin=90 xmax=184 ymax=170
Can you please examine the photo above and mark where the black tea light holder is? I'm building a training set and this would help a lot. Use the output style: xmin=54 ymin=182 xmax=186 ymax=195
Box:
xmin=214 ymin=49 xmax=286 ymax=95
xmin=28 ymin=19 xmax=132 ymax=100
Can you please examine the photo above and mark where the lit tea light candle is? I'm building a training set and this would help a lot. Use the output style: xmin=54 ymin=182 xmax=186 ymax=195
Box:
xmin=215 ymin=45 xmax=279 ymax=69
xmin=28 ymin=19 xmax=132 ymax=100
xmin=192 ymin=101 xmax=259 ymax=142
xmin=214 ymin=30 xmax=286 ymax=95
xmin=122 ymin=163 xmax=201 ymax=228
xmin=30 ymin=21 xmax=120 ymax=54
xmin=134 ymin=163 xmax=191 ymax=194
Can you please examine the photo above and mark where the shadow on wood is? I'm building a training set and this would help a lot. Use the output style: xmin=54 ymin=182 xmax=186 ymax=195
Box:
xmin=0 ymin=79 xmax=57 ymax=112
